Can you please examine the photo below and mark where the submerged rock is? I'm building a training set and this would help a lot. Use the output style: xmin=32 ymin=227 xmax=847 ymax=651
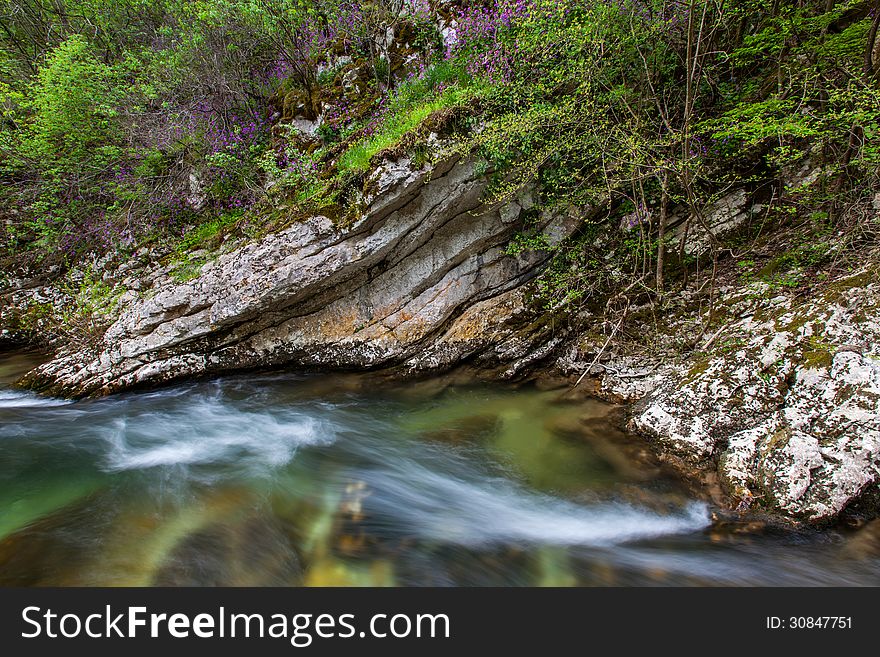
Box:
xmin=152 ymin=514 xmax=303 ymax=587
xmin=420 ymin=413 xmax=501 ymax=445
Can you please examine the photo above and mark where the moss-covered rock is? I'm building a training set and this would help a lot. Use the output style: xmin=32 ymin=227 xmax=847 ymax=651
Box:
xmin=629 ymin=269 xmax=880 ymax=524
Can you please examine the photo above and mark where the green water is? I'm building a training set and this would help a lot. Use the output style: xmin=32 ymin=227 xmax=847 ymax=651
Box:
xmin=0 ymin=352 xmax=878 ymax=586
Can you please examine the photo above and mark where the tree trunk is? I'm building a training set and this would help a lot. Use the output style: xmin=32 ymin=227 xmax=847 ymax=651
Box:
xmin=865 ymin=1 xmax=880 ymax=82
xmin=656 ymin=171 xmax=669 ymax=295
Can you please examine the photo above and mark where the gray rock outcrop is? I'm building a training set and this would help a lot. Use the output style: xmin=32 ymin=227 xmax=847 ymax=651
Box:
xmin=22 ymin=155 xmax=581 ymax=396
xmin=629 ymin=272 xmax=880 ymax=522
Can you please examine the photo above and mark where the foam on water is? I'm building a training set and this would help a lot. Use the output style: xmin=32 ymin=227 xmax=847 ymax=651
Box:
xmin=101 ymin=393 xmax=336 ymax=476
xmin=1 ymin=381 xmax=710 ymax=547
xmin=0 ymin=389 xmax=71 ymax=408
xmin=3 ymin=368 xmax=875 ymax=586
xmin=350 ymin=446 xmax=711 ymax=547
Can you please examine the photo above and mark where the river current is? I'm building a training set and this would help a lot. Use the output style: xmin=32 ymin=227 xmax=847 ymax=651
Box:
xmin=1 ymin=351 xmax=878 ymax=586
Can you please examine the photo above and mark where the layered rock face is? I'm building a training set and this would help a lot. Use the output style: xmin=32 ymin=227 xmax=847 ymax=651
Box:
xmin=23 ymin=155 xmax=580 ymax=397
xmin=629 ymin=272 xmax=880 ymax=522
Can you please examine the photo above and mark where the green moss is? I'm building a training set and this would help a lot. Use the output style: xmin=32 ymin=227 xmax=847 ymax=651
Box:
xmin=336 ymin=73 xmax=479 ymax=176
xmin=176 ymin=210 xmax=241 ymax=254
xmin=163 ymin=209 xmax=245 ymax=282
xmin=822 ymin=268 xmax=876 ymax=303
xmin=338 ymin=98 xmax=449 ymax=174
xmin=779 ymin=311 xmax=810 ymax=333
xmin=801 ymin=349 xmax=833 ymax=370
xmin=170 ymin=256 xmax=209 ymax=283
xmin=684 ymin=358 xmax=710 ymax=384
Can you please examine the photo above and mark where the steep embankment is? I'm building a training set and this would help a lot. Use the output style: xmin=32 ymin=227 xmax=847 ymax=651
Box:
xmin=18 ymin=154 xmax=581 ymax=397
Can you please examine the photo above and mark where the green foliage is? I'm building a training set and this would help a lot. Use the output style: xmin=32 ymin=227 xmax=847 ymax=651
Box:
xmin=70 ymin=267 xmax=124 ymax=318
xmin=2 ymin=34 xmax=127 ymax=243
xmin=338 ymin=84 xmax=473 ymax=174
xmin=437 ymin=0 xmax=880 ymax=308
xmin=1 ymin=0 xmax=880 ymax=319
xmin=504 ymin=228 xmax=551 ymax=257
xmin=176 ymin=209 xmax=242 ymax=254
xmin=330 ymin=58 xmax=480 ymax=177
xmin=170 ymin=256 xmax=210 ymax=283
xmin=167 ymin=209 xmax=243 ymax=281
xmin=24 ymin=35 xmax=123 ymax=163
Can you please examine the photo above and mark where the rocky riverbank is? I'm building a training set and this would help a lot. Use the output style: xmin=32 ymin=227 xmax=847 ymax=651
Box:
xmin=2 ymin=151 xmax=879 ymax=528
xmin=557 ymin=267 xmax=880 ymax=525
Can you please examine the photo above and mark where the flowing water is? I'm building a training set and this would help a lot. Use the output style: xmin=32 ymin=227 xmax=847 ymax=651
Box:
xmin=1 ymin=351 xmax=878 ymax=586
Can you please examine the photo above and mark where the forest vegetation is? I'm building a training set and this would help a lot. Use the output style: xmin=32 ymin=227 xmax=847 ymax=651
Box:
xmin=1 ymin=0 xmax=879 ymax=326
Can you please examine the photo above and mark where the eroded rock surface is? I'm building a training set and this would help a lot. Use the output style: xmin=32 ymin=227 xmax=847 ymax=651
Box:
xmin=629 ymin=273 xmax=880 ymax=522
xmin=22 ymin=156 xmax=581 ymax=396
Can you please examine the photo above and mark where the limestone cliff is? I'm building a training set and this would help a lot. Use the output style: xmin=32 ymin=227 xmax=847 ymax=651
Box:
xmin=19 ymin=155 xmax=581 ymax=397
